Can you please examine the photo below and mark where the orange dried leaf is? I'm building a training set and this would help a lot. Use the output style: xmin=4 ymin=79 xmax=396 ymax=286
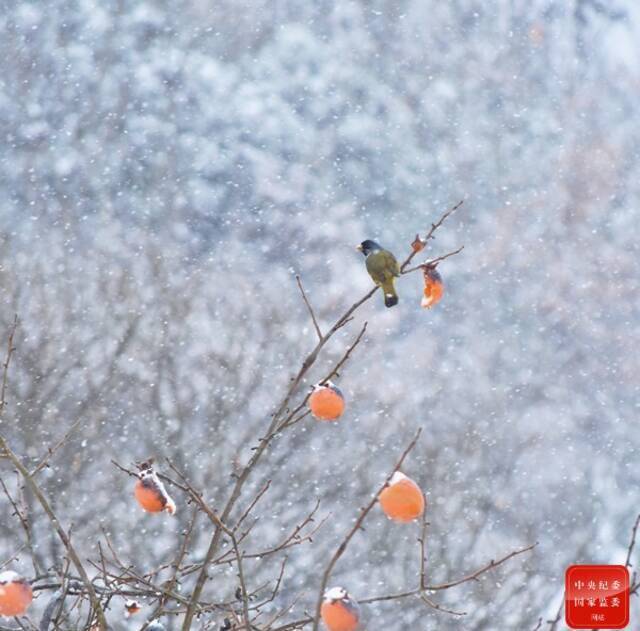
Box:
xmin=421 ymin=267 xmax=444 ymax=309
xmin=411 ymin=235 xmax=425 ymax=252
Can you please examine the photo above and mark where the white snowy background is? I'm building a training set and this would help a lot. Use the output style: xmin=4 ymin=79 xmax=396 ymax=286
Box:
xmin=0 ymin=0 xmax=639 ymax=629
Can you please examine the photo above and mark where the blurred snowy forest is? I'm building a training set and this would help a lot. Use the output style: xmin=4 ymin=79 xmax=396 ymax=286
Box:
xmin=1 ymin=0 xmax=640 ymax=629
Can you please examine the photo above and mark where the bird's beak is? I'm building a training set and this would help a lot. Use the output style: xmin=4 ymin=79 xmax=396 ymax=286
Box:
xmin=355 ymin=244 xmax=363 ymax=252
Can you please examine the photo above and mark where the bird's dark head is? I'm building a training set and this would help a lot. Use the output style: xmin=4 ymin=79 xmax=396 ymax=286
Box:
xmin=356 ymin=240 xmax=382 ymax=256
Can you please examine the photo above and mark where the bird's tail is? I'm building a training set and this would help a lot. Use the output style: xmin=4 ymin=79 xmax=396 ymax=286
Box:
xmin=381 ymin=278 xmax=398 ymax=308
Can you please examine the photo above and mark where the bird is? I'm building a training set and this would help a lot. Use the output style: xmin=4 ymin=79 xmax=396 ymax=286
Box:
xmin=321 ymin=587 xmax=361 ymax=631
xmin=356 ymin=240 xmax=400 ymax=307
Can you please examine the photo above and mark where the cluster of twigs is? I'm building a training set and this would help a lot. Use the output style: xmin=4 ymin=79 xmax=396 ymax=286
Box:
xmin=0 ymin=201 xmax=539 ymax=630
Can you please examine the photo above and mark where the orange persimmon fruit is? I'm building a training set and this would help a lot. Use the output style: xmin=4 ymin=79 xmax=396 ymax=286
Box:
xmin=134 ymin=465 xmax=176 ymax=515
xmin=321 ymin=587 xmax=360 ymax=631
xmin=421 ymin=267 xmax=444 ymax=309
xmin=0 ymin=571 xmax=33 ymax=617
xmin=308 ymin=381 xmax=345 ymax=421
xmin=379 ymin=472 xmax=425 ymax=522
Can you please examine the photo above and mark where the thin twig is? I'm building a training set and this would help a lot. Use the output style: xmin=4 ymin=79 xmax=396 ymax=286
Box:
xmin=232 ymin=535 xmax=251 ymax=630
xmin=0 ymin=315 xmax=17 ymax=419
xmin=318 ymin=322 xmax=367 ymax=386
xmin=625 ymin=513 xmax=640 ymax=568
xmin=401 ymin=245 xmax=465 ymax=275
xmin=296 ymin=276 xmax=323 ymax=341
xmin=0 ymin=476 xmax=40 ymax=576
xmin=425 ymin=542 xmax=538 ymax=591
xmin=400 ymin=200 xmax=464 ymax=272
xmin=359 ymin=542 xmax=538 ymax=604
xmin=234 ymin=480 xmax=271 ymax=533
xmin=420 ymin=592 xmax=466 ymax=617
xmin=547 ymin=597 xmax=564 ymax=631
xmin=419 ymin=514 xmax=429 ymax=590
xmin=29 ymin=317 xmax=140 ymax=477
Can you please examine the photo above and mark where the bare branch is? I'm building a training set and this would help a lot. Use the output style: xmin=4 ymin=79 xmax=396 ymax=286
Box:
xmin=311 ymin=429 xmax=422 ymax=631
xmin=401 ymin=245 xmax=465 ymax=275
xmin=232 ymin=534 xmax=251 ymax=630
xmin=625 ymin=513 xmax=640 ymax=568
xmin=180 ymin=290 xmax=376 ymax=628
xmin=141 ymin=508 xmax=199 ymax=629
xmin=400 ymin=200 xmax=464 ymax=272
xmin=234 ymin=480 xmax=271 ymax=533
xmin=296 ymin=275 xmax=323 ymax=341
xmin=0 ymin=440 xmax=108 ymax=629
xmin=30 ymin=317 xmax=140 ymax=477
xmin=547 ymin=598 xmax=564 ymax=631
xmin=425 ymin=542 xmax=538 ymax=591
xmin=0 ymin=314 xmax=18 ymax=420
xmin=0 ymin=320 xmax=108 ymax=629
xmin=318 ymin=322 xmax=367 ymax=386
xmin=419 ymin=514 xmax=429 ymax=590
xmin=277 ymin=322 xmax=367 ymax=432
xmin=0 ymin=475 xmax=41 ymax=575
xmin=420 ymin=592 xmax=466 ymax=617
xmin=359 ymin=542 xmax=537 ymax=604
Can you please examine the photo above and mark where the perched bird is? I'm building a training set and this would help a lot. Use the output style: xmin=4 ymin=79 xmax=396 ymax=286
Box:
xmin=0 ymin=571 xmax=33 ymax=617
xmin=134 ymin=464 xmax=176 ymax=516
xmin=379 ymin=472 xmax=425 ymax=523
xmin=356 ymin=240 xmax=400 ymax=307
xmin=308 ymin=381 xmax=345 ymax=421
xmin=321 ymin=587 xmax=361 ymax=631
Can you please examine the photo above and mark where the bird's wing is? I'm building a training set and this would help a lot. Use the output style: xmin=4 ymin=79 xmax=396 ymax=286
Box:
xmin=380 ymin=249 xmax=400 ymax=276
xmin=368 ymin=249 xmax=400 ymax=279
